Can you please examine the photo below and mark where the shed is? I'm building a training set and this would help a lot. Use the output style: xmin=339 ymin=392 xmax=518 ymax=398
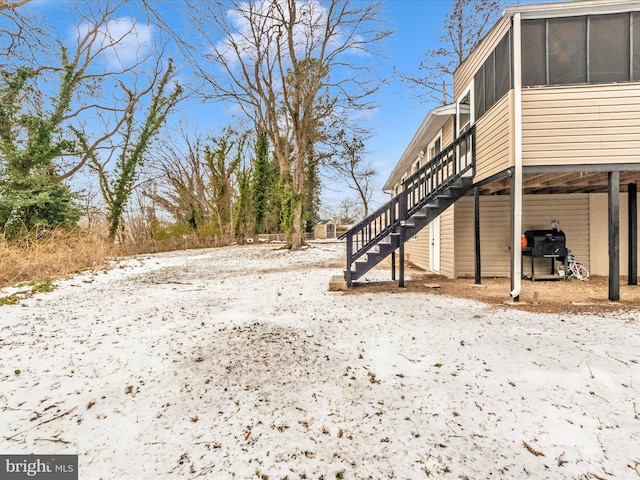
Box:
xmin=314 ymin=220 xmax=336 ymax=239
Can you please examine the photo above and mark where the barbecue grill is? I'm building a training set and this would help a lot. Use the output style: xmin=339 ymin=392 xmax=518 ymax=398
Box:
xmin=522 ymin=229 xmax=568 ymax=281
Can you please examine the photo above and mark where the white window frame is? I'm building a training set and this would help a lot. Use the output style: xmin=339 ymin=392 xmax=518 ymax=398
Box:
xmin=427 ymin=130 xmax=443 ymax=161
xmin=456 ymin=82 xmax=474 ymax=135
xmin=456 ymin=83 xmax=474 ymax=176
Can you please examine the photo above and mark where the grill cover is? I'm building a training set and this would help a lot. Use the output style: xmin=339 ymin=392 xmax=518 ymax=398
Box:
xmin=524 ymin=229 xmax=567 ymax=257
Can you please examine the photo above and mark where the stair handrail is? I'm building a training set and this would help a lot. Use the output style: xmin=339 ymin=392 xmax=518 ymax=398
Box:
xmin=338 ymin=195 xmax=400 ymax=257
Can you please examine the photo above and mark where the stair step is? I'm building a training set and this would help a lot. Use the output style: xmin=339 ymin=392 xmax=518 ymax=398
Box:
xmin=448 ymin=179 xmax=473 ymax=191
xmin=366 ymin=250 xmax=386 ymax=262
xmin=449 ymin=182 xmax=467 ymax=190
xmin=378 ymin=238 xmax=399 ymax=249
xmin=370 ymin=239 xmax=397 ymax=256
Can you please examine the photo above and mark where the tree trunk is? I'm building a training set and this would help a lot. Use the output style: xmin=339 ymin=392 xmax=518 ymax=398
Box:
xmin=356 ymin=184 xmax=369 ymax=218
xmin=290 ymin=146 xmax=306 ymax=250
xmin=291 ymin=200 xmax=303 ymax=249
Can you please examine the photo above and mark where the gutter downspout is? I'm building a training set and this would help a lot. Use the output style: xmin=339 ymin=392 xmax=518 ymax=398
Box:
xmin=510 ymin=13 xmax=523 ymax=300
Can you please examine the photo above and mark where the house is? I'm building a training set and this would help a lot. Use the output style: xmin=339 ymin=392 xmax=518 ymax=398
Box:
xmin=314 ymin=220 xmax=336 ymax=240
xmin=342 ymin=0 xmax=640 ymax=301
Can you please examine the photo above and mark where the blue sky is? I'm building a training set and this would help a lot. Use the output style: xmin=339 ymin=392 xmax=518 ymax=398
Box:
xmin=176 ymin=0 xmax=461 ymax=208
xmin=350 ymin=0 xmax=555 ymax=209
xmin=19 ymin=0 xmax=553 ymax=213
xmin=363 ymin=0 xmax=459 ymax=204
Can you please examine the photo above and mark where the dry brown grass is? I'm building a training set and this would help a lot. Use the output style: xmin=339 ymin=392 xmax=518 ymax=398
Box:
xmin=0 ymin=229 xmax=229 ymax=290
xmin=0 ymin=229 xmax=113 ymax=289
xmin=113 ymin=234 xmax=225 ymax=257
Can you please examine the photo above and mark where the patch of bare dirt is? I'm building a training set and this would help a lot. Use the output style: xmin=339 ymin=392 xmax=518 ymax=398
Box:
xmin=348 ymin=263 xmax=640 ymax=315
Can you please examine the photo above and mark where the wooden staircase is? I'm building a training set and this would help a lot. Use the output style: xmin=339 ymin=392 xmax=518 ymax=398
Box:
xmin=340 ymin=126 xmax=476 ymax=287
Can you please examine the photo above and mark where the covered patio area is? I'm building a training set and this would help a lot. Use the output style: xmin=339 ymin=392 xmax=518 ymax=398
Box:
xmin=472 ymin=167 xmax=640 ymax=301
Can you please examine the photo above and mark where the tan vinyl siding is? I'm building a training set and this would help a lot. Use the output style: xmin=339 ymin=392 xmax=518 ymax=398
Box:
xmin=394 ymin=119 xmax=457 ymax=201
xmin=522 ymin=83 xmax=640 ymax=166
xmin=455 ymin=196 xmax=511 ymax=277
xmin=405 ymin=228 xmax=430 ymax=271
xmin=454 ymin=16 xmax=512 ymax=99
xmin=440 ymin=206 xmax=456 ymax=278
xmin=589 ymin=193 xmax=640 ymax=276
xmin=455 ymin=194 xmax=590 ymax=277
xmin=442 ymin=117 xmax=455 ymax=146
xmin=474 ymin=91 xmax=514 ymax=183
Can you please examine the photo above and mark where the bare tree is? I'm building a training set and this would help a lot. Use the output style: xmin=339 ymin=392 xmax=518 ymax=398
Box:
xmin=204 ymin=132 xmax=245 ymax=242
xmin=397 ymin=0 xmax=503 ymax=105
xmin=89 ymin=59 xmax=182 ymax=242
xmin=147 ymin=125 xmax=213 ymax=231
xmin=0 ymin=0 xmax=174 ymax=235
xmin=58 ymin=0 xmax=165 ymax=181
xmin=328 ymin=130 xmax=377 ymax=218
xmin=0 ymin=1 xmax=32 ymax=10
xmin=180 ymin=0 xmax=392 ymax=249
xmin=0 ymin=0 xmax=42 ymax=64
xmin=149 ymin=126 xmax=248 ymax=242
xmin=336 ymin=197 xmax=363 ymax=225
xmin=2 ymin=0 xmax=169 ymax=180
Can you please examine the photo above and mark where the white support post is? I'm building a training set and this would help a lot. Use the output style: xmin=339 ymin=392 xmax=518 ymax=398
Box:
xmin=510 ymin=13 xmax=523 ymax=300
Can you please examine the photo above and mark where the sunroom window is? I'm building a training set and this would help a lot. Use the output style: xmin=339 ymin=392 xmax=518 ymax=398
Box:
xmin=474 ymin=30 xmax=512 ymax=121
xmin=522 ymin=13 xmax=638 ymax=87
xmin=589 ymin=13 xmax=629 ymax=83
xmin=633 ymin=12 xmax=640 ymax=81
xmin=521 ymin=20 xmax=546 ymax=86
xmin=548 ymin=16 xmax=587 ymax=85
xmin=495 ymin=32 xmax=512 ymax=99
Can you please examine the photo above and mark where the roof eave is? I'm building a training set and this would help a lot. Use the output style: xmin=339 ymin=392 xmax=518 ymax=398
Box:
xmin=504 ymin=0 xmax=640 ymax=20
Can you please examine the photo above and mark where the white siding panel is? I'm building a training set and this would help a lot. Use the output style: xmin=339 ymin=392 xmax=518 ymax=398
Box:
xmin=455 ymin=197 xmax=511 ymax=277
xmin=589 ymin=193 xmax=640 ymax=276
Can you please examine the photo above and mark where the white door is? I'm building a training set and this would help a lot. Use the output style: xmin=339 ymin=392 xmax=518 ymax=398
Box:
xmin=430 ymin=216 xmax=440 ymax=273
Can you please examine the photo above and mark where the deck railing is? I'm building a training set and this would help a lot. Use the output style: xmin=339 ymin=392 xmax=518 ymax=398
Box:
xmin=403 ymin=125 xmax=475 ymax=218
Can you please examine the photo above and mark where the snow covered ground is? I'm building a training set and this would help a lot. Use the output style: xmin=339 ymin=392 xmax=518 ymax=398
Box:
xmin=1 ymin=241 xmax=639 ymax=479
